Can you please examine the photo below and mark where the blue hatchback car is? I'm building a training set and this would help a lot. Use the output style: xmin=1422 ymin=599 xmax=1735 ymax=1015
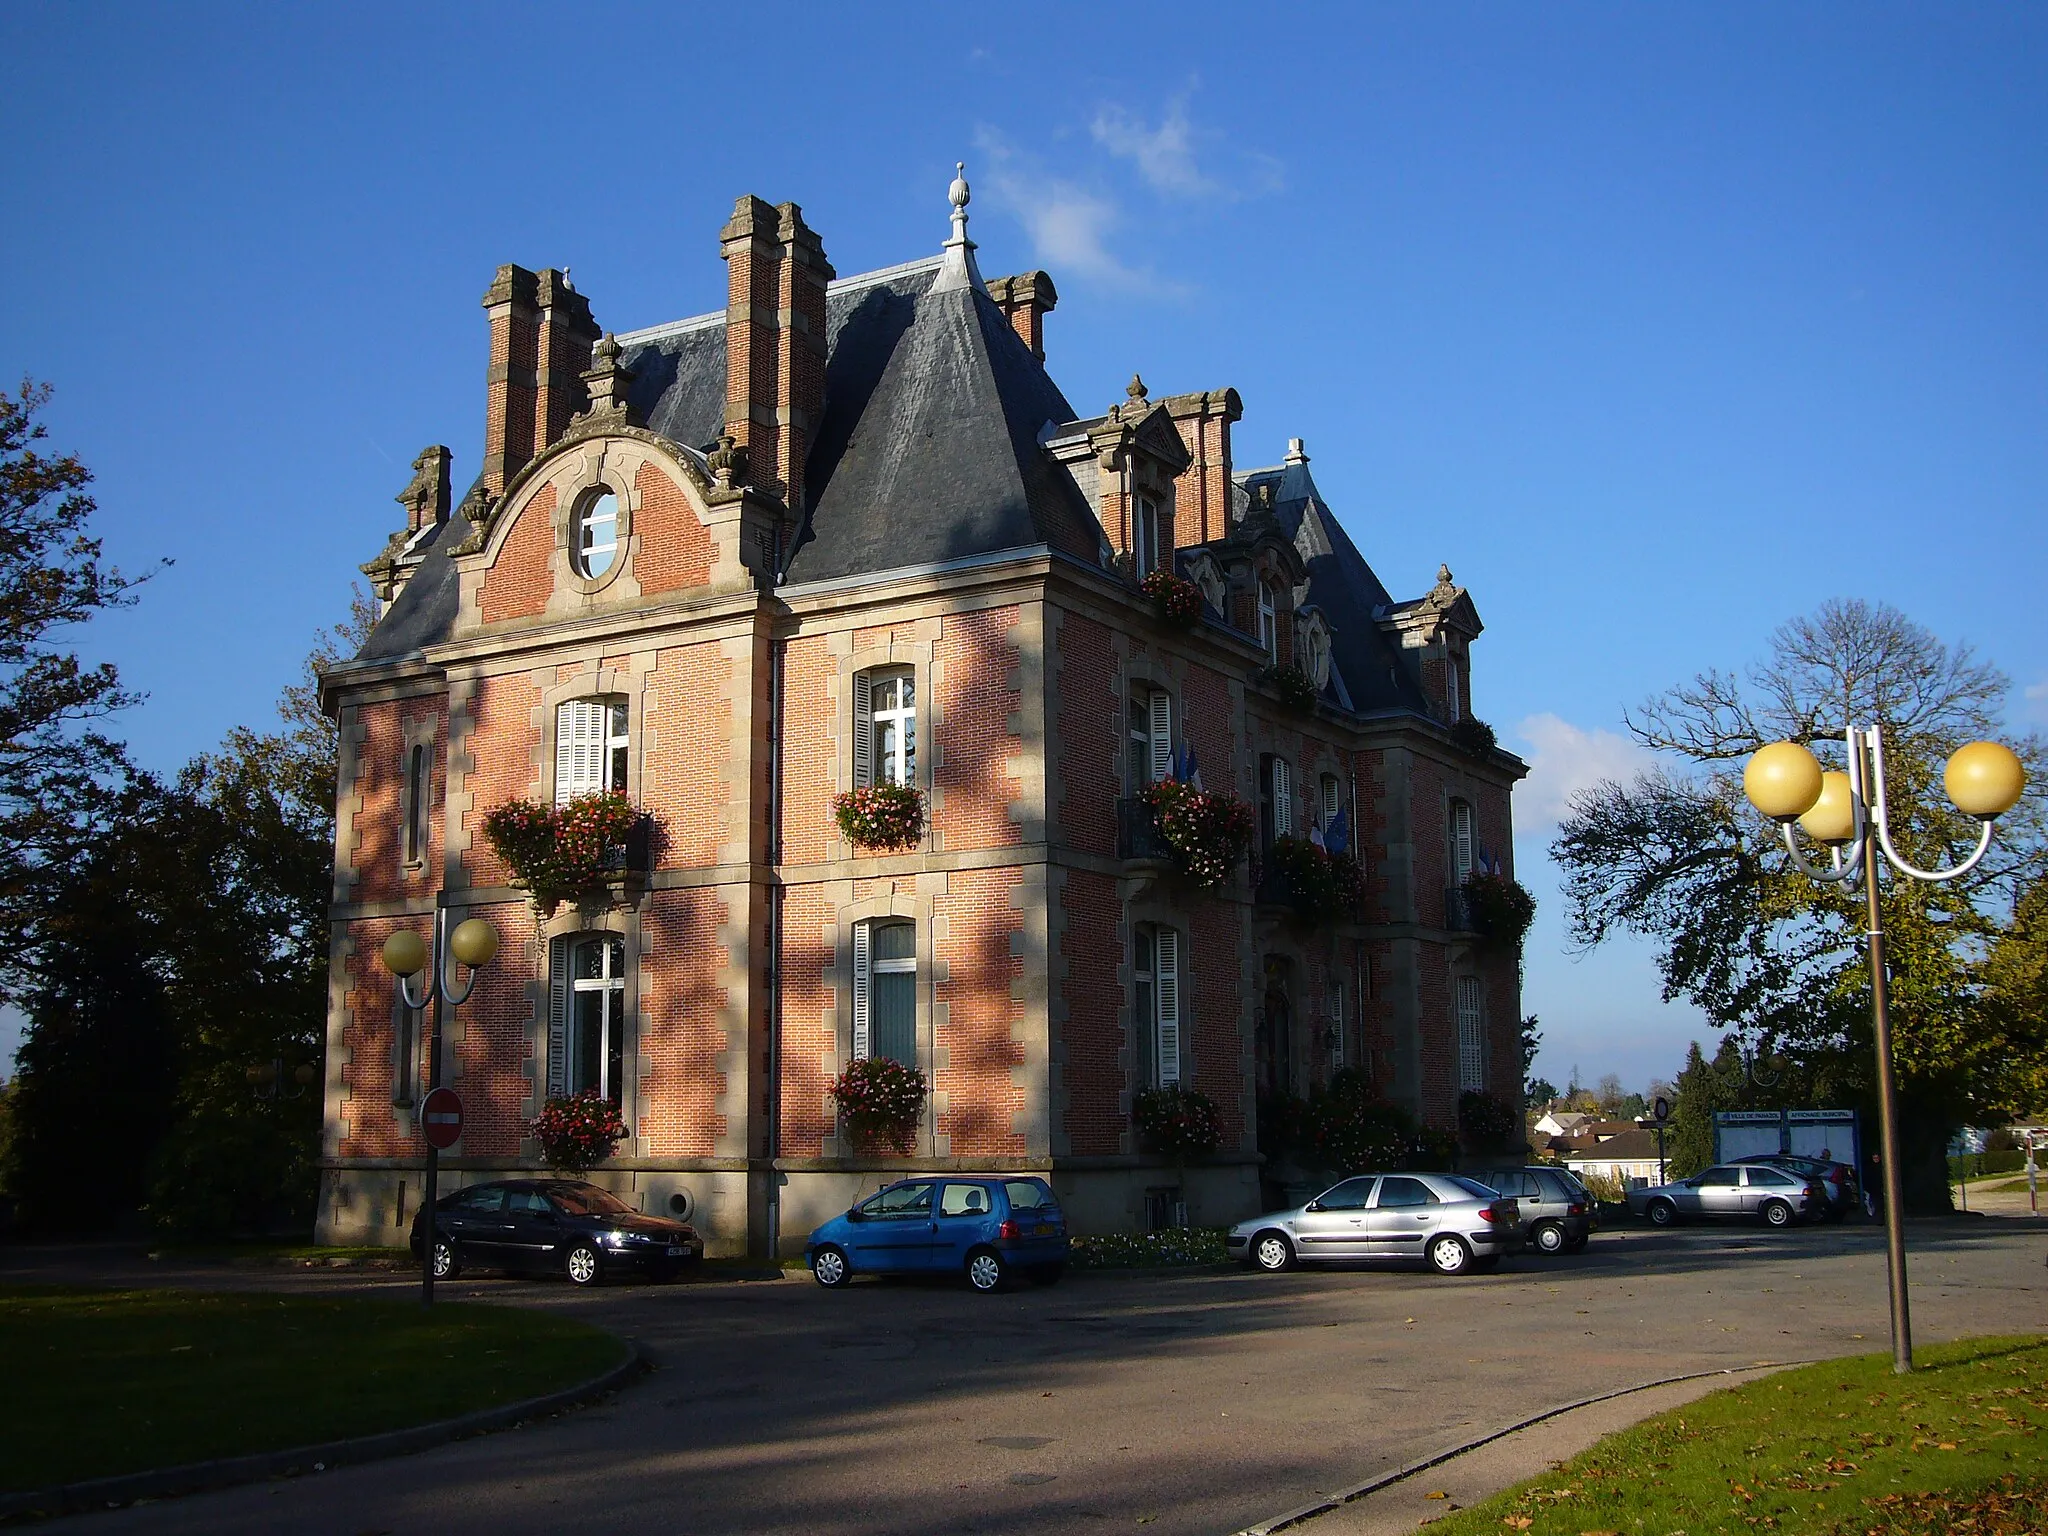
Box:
xmin=806 ymin=1176 xmax=1069 ymax=1292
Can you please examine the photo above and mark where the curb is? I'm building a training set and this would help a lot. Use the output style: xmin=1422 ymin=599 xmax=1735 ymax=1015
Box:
xmin=0 ymin=1340 xmax=647 ymax=1523
xmin=1233 ymin=1359 xmax=1811 ymax=1535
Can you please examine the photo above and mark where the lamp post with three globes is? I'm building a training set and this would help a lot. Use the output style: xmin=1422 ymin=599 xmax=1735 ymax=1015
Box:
xmin=379 ymin=908 xmax=500 ymax=1305
xmin=1742 ymin=730 xmax=2026 ymax=1374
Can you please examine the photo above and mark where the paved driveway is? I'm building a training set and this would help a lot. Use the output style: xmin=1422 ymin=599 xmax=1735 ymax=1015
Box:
xmin=14 ymin=1217 xmax=2047 ymax=1536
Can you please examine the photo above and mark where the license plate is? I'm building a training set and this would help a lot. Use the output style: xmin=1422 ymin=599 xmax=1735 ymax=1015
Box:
xmin=1035 ymin=1223 xmax=1054 ymax=1237
xmin=667 ymin=1245 xmax=687 ymax=1257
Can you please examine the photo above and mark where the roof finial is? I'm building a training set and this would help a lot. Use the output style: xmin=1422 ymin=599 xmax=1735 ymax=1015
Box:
xmin=931 ymin=159 xmax=987 ymax=295
xmin=1127 ymin=373 xmax=1148 ymax=401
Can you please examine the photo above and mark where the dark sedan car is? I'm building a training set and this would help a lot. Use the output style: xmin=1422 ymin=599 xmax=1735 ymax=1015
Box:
xmin=410 ymin=1178 xmax=702 ymax=1286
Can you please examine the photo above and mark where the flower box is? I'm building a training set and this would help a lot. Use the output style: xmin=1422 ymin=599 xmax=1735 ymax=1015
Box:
xmin=833 ymin=784 xmax=925 ymax=853
xmin=530 ymin=1089 xmax=628 ymax=1174
xmin=1258 ymin=835 xmax=1366 ymax=926
xmin=1142 ymin=779 xmax=1254 ymax=889
xmin=1255 ymin=663 xmax=1319 ymax=714
xmin=830 ymin=1055 xmax=929 ymax=1154
xmin=1140 ymin=568 xmax=1204 ymax=628
xmin=1133 ymin=1085 xmax=1223 ymax=1162
xmin=482 ymin=792 xmax=644 ymax=915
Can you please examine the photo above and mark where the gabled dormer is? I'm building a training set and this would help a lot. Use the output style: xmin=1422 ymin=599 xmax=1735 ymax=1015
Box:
xmin=1377 ymin=564 xmax=1485 ymax=723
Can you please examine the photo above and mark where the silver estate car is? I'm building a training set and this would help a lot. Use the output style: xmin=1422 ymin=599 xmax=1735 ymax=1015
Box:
xmin=1466 ymin=1165 xmax=1596 ymax=1254
xmin=1627 ymin=1163 xmax=1823 ymax=1228
xmin=1228 ymin=1172 xmax=1522 ymax=1276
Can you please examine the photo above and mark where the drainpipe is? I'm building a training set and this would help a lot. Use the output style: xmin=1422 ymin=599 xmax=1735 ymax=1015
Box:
xmin=764 ymin=633 xmax=786 ymax=1261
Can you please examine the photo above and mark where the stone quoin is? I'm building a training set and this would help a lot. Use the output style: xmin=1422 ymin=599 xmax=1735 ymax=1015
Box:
xmin=317 ymin=167 xmax=1524 ymax=1254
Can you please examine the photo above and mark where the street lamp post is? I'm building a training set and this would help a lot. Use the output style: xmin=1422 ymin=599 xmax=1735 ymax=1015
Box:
xmin=380 ymin=907 xmax=500 ymax=1306
xmin=1742 ymin=729 xmax=2025 ymax=1375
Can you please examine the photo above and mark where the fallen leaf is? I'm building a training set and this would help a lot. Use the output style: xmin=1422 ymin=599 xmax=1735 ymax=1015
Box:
xmin=1425 ymin=1490 xmax=1448 ymax=1499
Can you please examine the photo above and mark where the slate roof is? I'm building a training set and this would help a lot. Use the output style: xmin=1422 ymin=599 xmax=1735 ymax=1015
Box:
xmin=1235 ymin=459 xmax=1430 ymax=716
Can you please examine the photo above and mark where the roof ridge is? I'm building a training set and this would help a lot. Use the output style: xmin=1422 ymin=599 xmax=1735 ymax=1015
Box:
xmin=614 ymin=255 xmax=945 ymax=348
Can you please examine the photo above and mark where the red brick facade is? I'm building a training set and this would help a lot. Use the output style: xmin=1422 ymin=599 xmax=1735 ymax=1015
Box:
xmin=318 ymin=186 xmax=1525 ymax=1255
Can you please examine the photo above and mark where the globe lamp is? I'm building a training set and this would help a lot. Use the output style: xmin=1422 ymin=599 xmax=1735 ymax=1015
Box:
xmin=450 ymin=918 xmax=500 ymax=970
xmin=1743 ymin=741 xmax=1824 ymax=823
xmin=1943 ymin=741 xmax=2026 ymax=820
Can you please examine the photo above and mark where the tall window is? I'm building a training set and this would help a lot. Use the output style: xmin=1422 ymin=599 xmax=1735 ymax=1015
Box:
xmin=1133 ymin=923 xmax=1182 ymax=1088
xmin=556 ymin=697 xmax=628 ymax=804
xmin=1320 ymin=772 xmax=1342 ymax=826
xmin=854 ymin=919 xmax=917 ymax=1067
xmin=1328 ymin=980 xmax=1347 ymax=1073
xmin=1127 ymin=685 xmax=1171 ymax=792
xmin=564 ymin=935 xmax=627 ymax=1101
xmin=1445 ymin=657 xmax=1463 ymax=723
xmin=1131 ymin=495 xmax=1162 ymax=579
xmin=574 ymin=489 xmax=619 ymax=578
xmin=392 ymin=988 xmax=420 ymax=1105
xmin=854 ymin=670 xmax=916 ymax=787
xmin=404 ymin=744 xmax=430 ymax=866
xmin=1258 ymin=583 xmax=1279 ymax=660
xmin=1261 ymin=754 xmax=1295 ymax=846
xmin=1456 ymin=975 xmax=1485 ymax=1092
xmin=1449 ymin=799 xmax=1474 ymax=884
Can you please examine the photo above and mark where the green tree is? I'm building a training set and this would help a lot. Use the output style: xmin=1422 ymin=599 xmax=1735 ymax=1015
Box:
xmin=1553 ymin=600 xmax=2046 ymax=1209
xmin=1667 ymin=1040 xmax=1739 ymax=1177
xmin=1519 ymin=1014 xmax=1543 ymax=1100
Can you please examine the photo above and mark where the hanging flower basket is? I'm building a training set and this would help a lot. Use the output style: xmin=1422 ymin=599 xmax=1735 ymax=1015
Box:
xmin=1133 ymin=1085 xmax=1223 ymax=1162
xmin=1260 ymin=835 xmax=1366 ymax=925
xmin=530 ymin=1089 xmax=628 ymax=1174
xmin=1140 ymin=569 xmax=1204 ymax=628
xmin=1463 ymin=871 xmax=1536 ymax=954
xmin=833 ymin=784 xmax=925 ymax=853
xmin=1142 ymin=779 xmax=1255 ymax=889
xmin=481 ymin=792 xmax=641 ymax=915
xmin=1449 ymin=716 xmax=1497 ymax=756
xmin=1255 ymin=663 xmax=1320 ymax=714
xmin=830 ymin=1055 xmax=929 ymax=1154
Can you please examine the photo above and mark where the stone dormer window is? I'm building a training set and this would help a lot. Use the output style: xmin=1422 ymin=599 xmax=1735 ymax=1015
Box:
xmin=1259 ymin=582 xmax=1279 ymax=660
xmin=1132 ymin=494 xmax=1163 ymax=579
xmin=1446 ymin=653 xmax=1463 ymax=723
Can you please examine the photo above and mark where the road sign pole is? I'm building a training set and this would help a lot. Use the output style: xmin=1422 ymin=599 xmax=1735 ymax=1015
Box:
xmin=421 ymin=909 xmax=446 ymax=1307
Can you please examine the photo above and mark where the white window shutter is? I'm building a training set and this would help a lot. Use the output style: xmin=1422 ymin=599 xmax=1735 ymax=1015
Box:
xmin=1457 ymin=975 xmax=1484 ymax=1091
xmin=1275 ymin=759 xmax=1293 ymax=836
xmin=851 ymin=921 xmax=872 ymax=1061
xmin=556 ymin=700 xmax=606 ymax=805
xmin=852 ymin=673 xmax=874 ymax=789
xmin=1154 ymin=928 xmax=1180 ymax=1087
xmin=547 ymin=940 xmax=568 ymax=1097
xmin=1148 ymin=689 xmax=1172 ymax=784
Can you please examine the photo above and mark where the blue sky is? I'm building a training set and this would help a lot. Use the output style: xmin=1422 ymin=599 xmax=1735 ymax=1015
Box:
xmin=3 ymin=5 xmax=2043 ymax=1086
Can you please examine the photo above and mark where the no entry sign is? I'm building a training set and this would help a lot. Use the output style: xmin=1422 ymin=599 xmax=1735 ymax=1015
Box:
xmin=420 ymin=1087 xmax=464 ymax=1149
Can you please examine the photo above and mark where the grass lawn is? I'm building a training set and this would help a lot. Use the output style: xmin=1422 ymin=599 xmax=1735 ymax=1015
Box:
xmin=0 ymin=1285 xmax=628 ymax=1494
xmin=1427 ymin=1335 xmax=2047 ymax=1535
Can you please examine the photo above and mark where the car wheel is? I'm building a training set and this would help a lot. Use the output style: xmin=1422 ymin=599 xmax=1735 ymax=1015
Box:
xmin=1761 ymin=1199 xmax=1793 ymax=1228
xmin=564 ymin=1241 xmax=604 ymax=1287
xmin=1531 ymin=1220 xmax=1566 ymax=1255
xmin=1428 ymin=1234 xmax=1473 ymax=1275
xmin=1251 ymin=1231 xmax=1295 ymax=1273
xmin=966 ymin=1248 xmax=1007 ymax=1293
xmin=430 ymin=1235 xmax=461 ymax=1280
xmin=1026 ymin=1262 xmax=1065 ymax=1286
xmin=1646 ymin=1199 xmax=1677 ymax=1227
xmin=811 ymin=1245 xmax=852 ymax=1288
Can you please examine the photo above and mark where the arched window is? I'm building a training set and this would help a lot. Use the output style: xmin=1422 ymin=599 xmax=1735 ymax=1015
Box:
xmin=1132 ymin=923 xmax=1183 ymax=1088
xmin=1456 ymin=975 xmax=1486 ymax=1092
xmin=1450 ymin=799 xmax=1474 ymax=884
xmin=854 ymin=670 xmax=916 ymax=787
xmin=560 ymin=934 xmax=627 ymax=1102
xmin=404 ymin=743 xmax=430 ymax=866
xmin=854 ymin=919 xmax=917 ymax=1067
xmin=556 ymin=697 xmax=628 ymax=804
xmin=573 ymin=489 xmax=619 ymax=578
xmin=1127 ymin=684 xmax=1172 ymax=792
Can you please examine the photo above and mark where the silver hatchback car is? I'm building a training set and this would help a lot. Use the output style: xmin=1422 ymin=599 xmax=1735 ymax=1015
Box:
xmin=1228 ymin=1172 xmax=1521 ymax=1276
xmin=1627 ymin=1163 xmax=1822 ymax=1228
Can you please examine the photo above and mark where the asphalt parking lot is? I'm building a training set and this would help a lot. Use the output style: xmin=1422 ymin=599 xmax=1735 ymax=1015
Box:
xmin=13 ymin=1216 xmax=2047 ymax=1536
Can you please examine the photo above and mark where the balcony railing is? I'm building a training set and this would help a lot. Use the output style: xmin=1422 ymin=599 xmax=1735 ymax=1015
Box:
xmin=598 ymin=816 xmax=656 ymax=878
xmin=1444 ymin=885 xmax=1476 ymax=933
xmin=1117 ymin=797 xmax=1176 ymax=862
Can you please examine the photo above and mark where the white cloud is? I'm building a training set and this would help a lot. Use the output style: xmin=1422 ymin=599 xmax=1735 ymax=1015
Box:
xmin=1515 ymin=712 xmax=1653 ymax=828
xmin=2025 ymin=675 xmax=2048 ymax=724
xmin=972 ymin=128 xmax=1173 ymax=293
xmin=1090 ymin=103 xmax=1219 ymax=199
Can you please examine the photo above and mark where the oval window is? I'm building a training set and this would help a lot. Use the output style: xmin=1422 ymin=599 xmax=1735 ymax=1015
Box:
xmin=575 ymin=490 xmax=619 ymax=578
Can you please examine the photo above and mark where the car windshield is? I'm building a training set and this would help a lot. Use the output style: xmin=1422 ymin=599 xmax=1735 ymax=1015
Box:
xmin=549 ymin=1185 xmax=634 ymax=1216
xmin=1446 ymin=1176 xmax=1500 ymax=1201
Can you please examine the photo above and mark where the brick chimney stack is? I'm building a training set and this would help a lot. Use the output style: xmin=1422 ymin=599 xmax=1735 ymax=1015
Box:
xmin=480 ymin=264 xmax=540 ymax=495
xmin=534 ymin=268 xmax=600 ymax=452
xmin=720 ymin=196 xmax=834 ymax=513
xmin=1163 ymin=388 xmax=1243 ymax=545
xmin=987 ymin=271 xmax=1058 ymax=360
